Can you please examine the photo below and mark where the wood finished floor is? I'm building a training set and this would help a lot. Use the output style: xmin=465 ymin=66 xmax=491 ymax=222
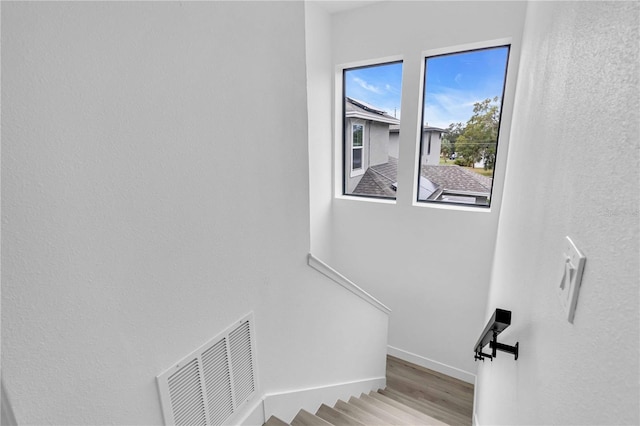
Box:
xmin=264 ymin=355 xmax=474 ymax=425
xmin=385 ymin=355 xmax=474 ymax=425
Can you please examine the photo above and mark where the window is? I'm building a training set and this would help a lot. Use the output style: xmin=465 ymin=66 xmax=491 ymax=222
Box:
xmin=351 ymin=122 xmax=364 ymax=174
xmin=343 ymin=61 xmax=403 ymax=199
xmin=417 ymin=46 xmax=510 ymax=207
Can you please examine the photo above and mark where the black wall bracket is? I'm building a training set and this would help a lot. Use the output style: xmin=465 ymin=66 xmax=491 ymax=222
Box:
xmin=474 ymin=308 xmax=519 ymax=361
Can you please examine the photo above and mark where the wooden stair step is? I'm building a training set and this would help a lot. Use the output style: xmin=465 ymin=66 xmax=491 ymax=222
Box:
xmin=265 ymin=355 xmax=473 ymax=426
xmin=264 ymin=415 xmax=290 ymax=426
xmin=360 ymin=393 xmax=427 ymax=425
xmin=333 ymin=399 xmax=384 ymax=425
xmin=291 ymin=409 xmax=333 ymax=426
xmin=316 ymin=403 xmax=365 ymax=426
xmin=386 ymin=358 xmax=473 ymax=417
xmin=379 ymin=391 xmax=458 ymax=425
xmin=386 ymin=375 xmax=473 ymax=417
xmin=381 ymin=388 xmax=470 ymax=426
xmin=348 ymin=395 xmax=409 ymax=425
xmin=382 ymin=387 xmax=470 ymax=425
xmin=368 ymin=391 xmax=447 ymax=425
xmin=386 ymin=356 xmax=474 ymax=397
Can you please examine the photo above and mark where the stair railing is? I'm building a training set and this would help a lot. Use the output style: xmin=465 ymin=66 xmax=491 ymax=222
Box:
xmin=473 ymin=308 xmax=519 ymax=361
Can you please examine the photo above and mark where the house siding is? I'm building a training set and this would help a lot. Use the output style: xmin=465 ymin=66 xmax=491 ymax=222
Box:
xmin=421 ymin=131 xmax=442 ymax=165
xmin=388 ymin=131 xmax=399 ymax=159
xmin=369 ymin=121 xmax=390 ymax=167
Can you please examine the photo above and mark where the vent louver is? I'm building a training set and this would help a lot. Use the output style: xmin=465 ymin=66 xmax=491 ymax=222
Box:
xmin=229 ymin=321 xmax=255 ymax=404
xmin=157 ymin=313 xmax=258 ymax=426
xmin=202 ymin=338 xmax=234 ymax=425
xmin=168 ymin=359 xmax=207 ymax=426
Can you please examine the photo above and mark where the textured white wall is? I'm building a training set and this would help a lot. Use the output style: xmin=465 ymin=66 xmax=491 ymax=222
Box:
xmin=476 ymin=2 xmax=639 ymax=424
xmin=306 ymin=1 xmax=334 ymax=259
xmin=1 ymin=2 xmax=388 ymax=424
xmin=318 ymin=1 xmax=527 ymax=380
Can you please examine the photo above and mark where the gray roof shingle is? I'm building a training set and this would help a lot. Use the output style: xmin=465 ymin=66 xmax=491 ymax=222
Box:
xmin=352 ymin=157 xmax=398 ymax=197
xmin=351 ymin=157 xmax=493 ymax=197
xmin=421 ymin=165 xmax=492 ymax=193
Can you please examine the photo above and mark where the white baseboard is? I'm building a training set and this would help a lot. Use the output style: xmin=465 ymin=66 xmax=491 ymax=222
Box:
xmin=261 ymin=376 xmax=386 ymax=424
xmin=472 ymin=375 xmax=479 ymax=426
xmin=387 ymin=345 xmax=476 ymax=384
xmin=237 ymin=398 xmax=265 ymax=426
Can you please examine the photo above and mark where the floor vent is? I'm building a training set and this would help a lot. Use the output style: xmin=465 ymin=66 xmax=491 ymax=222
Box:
xmin=157 ymin=313 xmax=258 ymax=426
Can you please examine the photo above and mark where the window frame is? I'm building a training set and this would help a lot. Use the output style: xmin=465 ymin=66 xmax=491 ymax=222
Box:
xmin=416 ymin=44 xmax=511 ymax=209
xmin=340 ymin=59 xmax=403 ymax=200
xmin=349 ymin=120 xmax=365 ymax=177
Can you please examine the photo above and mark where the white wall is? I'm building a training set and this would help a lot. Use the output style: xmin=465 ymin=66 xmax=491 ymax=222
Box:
xmin=1 ymin=2 xmax=389 ymax=424
xmin=476 ymin=2 xmax=639 ymax=424
xmin=306 ymin=1 xmax=334 ymax=258
xmin=308 ymin=1 xmax=527 ymax=381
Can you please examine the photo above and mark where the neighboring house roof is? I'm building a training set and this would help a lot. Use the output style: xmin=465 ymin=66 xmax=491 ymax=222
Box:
xmin=353 ymin=156 xmax=493 ymax=198
xmin=353 ymin=157 xmax=398 ymax=197
xmin=346 ymin=97 xmax=400 ymax=125
xmin=389 ymin=124 xmax=447 ymax=133
xmin=421 ymin=164 xmax=492 ymax=194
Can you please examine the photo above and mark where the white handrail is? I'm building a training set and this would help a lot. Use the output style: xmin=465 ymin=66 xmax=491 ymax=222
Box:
xmin=307 ymin=253 xmax=391 ymax=315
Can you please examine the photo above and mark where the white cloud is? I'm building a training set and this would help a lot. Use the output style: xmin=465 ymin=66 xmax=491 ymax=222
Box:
xmin=423 ymin=86 xmax=487 ymax=127
xmin=423 ymin=104 xmax=455 ymax=129
xmin=385 ymin=83 xmax=401 ymax=95
xmin=353 ymin=77 xmax=384 ymax=94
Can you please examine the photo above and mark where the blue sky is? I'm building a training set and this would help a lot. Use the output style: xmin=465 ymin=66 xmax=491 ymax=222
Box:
xmin=424 ymin=47 xmax=509 ymax=128
xmin=345 ymin=46 xmax=509 ymax=128
xmin=344 ymin=61 xmax=403 ymax=119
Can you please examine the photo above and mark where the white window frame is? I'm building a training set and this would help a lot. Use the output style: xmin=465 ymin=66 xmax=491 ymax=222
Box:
xmin=414 ymin=40 xmax=514 ymax=210
xmin=350 ymin=120 xmax=365 ymax=177
xmin=335 ymin=55 xmax=403 ymax=202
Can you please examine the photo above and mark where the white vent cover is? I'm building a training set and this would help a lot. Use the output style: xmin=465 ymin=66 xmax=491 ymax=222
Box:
xmin=157 ymin=313 xmax=258 ymax=426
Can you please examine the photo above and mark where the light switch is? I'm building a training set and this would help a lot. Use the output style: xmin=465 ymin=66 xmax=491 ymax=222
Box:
xmin=558 ymin=236 xmax=586 ymax=323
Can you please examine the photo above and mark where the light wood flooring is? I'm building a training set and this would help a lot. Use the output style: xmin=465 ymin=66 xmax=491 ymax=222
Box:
xmin=385 ymin=355 xmax=474 ymax=425
xmin=264 ymin=355 xmax=474 ymax=425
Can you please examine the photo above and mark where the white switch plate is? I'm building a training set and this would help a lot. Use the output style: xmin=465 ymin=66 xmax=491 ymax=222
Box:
xmin=558 ymin=236 xmax=586 ymax=323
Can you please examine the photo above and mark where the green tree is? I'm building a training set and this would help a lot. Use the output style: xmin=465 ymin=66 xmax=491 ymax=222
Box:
xmin=456 ymin=97 xmax=500 ymax=169
xmin=441 ymin=139 xmax=453 ymax=161
xmin=442 ymin=122 xmax=464 ymax=159
xmin=442 ymin=123 xmax=464 ymax=154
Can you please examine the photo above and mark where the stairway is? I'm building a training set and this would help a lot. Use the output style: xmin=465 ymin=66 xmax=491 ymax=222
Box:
xmin=263 ymin=355 xmax=474 ymax=426
xmin=264 ymin=388 xmax=450 ymax=425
